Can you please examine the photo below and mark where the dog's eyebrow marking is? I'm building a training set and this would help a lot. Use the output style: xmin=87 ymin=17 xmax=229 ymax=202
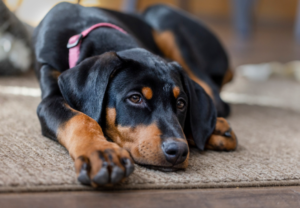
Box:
xmin=142 ymin=87 xmax=153 ymax=100
xmin=173 ymin=86 xmax=180 ymax=99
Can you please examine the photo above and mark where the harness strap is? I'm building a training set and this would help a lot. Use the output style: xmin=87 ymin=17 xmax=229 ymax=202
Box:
xmin=67 ymin=23 xmax=127 ymax=68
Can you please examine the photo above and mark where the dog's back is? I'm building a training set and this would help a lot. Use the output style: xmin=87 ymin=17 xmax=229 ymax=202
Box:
xmin=33 ymin=3 xmax=160 ymax=75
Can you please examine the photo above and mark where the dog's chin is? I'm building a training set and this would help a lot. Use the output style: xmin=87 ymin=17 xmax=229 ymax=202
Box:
xmin=138 ymin=164 xmax=184 ymax=172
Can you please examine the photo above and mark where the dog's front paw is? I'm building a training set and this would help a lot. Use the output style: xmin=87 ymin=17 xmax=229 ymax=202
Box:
xmin=74 ymin=143 xmax=134 ymax=187
xmin=205 ymin=117 xmax=237 ymax=151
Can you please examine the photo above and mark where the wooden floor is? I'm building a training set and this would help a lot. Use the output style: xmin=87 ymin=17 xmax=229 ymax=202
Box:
xmin=2 ymin=19 xmax=300 ymax=208
xmin=1 ymin=186 xmax=300 ymax=208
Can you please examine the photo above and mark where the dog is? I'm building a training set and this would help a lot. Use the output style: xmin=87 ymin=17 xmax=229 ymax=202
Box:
xmin=33 ymin=3 xmax=237 ymax=187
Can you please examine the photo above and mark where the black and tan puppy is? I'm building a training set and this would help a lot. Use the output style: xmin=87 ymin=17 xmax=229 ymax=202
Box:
xmin=33 ymin=3 xmax=237 ymax=187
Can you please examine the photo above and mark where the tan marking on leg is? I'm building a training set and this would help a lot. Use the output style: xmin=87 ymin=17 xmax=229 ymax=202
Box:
xmin=52 ymin=70 xmax=61 ymax=79
xmin=153 ymin=30 xmax=214 ymax=100
xmin=205 ymin=117 xmax=237 ymax=151
xmin=64 ymin=103 xmax=78 ymax=113
xmin=142 ymin=87 xmax=153 ymax=100
xmin=173 ymin=86 xmax=180 ymax=99
xmin=221 ymin=68 xmax=234 ymax=89
xmin=214 ymin=117 xmax=231 ymax=133
xmin=57 ymin=113 xmax=107 ymax=160
xmin=58 ymin=108 xmax=133 ymax=186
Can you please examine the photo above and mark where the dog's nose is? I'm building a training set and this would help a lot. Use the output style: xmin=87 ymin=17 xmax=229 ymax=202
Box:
xmin=162 ymin=141 xmax=188 ymax=165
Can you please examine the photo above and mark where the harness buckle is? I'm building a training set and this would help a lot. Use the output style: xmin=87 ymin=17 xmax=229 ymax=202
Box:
xmin=67 ymin=34 xmax=83 ymax=49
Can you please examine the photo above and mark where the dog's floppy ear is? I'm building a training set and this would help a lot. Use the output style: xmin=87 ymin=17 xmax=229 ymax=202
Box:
xmin=58 ymin=52 xmax=122 ymax=123
xmin=180 ymin=69 xmax=217 ymax=151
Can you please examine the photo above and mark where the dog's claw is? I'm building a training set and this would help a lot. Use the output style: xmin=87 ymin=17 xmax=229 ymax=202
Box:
xmin=76 ymin=147 xmax=134 ymax=187
xmin=123 ymin=158 xmax=134 ymax=177
xmin=111 ymin=166 xmax=124 ymax=184
xmin=77 ymin=159 xmax=91 ymax=186
xmin=78 ymin=169 xmax=91 ymax=185
xmin=92 ymin=162 xmax=109 ymax=185
xmin=223 ymin=130 xmax=232 ymax=138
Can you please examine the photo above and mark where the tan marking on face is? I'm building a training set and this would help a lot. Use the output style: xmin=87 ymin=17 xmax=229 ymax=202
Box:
xmin=153 ymin=30 xmax=214 ymax=100
xmin=105 ymin=107 xmax=123 ymax=145
xmin=173 ymin=86 xmax=180 ymax=99
xmin=142 ymin=87 xmax=153 ymax=100
xmin=105 ymin=108 xmax=189 ymax=168
xmin=205 ymin=117 xmax=237 ymax=151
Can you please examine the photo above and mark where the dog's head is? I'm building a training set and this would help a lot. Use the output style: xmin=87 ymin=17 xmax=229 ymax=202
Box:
xmin=58 ymin=49 xmax=217 ymax=171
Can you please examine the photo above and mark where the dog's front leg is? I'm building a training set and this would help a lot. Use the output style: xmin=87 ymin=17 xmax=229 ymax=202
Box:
xmin=57 ymin=110 xmax=134 ymax=186
xmin=37 ymin=65 xmax=134 ymax=186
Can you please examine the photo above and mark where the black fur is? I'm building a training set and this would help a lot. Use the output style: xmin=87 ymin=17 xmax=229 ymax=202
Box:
xmin=143 ymin=5 xmax=230 ymax=117
xmin=33 ymin=3 xmax=228 ymax=157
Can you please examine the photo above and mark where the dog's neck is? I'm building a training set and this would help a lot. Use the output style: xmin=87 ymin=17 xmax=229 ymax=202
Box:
xmin=76 ymin=28 xmax=143 ymax=64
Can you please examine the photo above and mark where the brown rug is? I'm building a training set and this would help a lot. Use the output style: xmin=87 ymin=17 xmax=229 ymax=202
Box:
xmin=1 ymin=87 xmax=300 ymax=192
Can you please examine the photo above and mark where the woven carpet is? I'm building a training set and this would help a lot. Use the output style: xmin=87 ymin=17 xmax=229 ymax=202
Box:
xmin=1 ymin=73 xmax=300 ymax=192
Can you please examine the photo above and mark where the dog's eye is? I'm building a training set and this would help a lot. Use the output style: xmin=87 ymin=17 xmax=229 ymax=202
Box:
xmin=177 ymin=99 xmax=186 ymax=110
xmin=129 ymin=94 xmax=142 ymax=104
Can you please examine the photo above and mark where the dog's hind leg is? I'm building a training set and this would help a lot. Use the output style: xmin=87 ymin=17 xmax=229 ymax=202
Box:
xmin=205 ymin=117 xmax=237 ymax=151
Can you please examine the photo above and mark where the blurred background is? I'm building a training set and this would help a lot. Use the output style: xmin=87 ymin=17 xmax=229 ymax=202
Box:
xmin=1 ymin=0 xmax=300 ymax=110
xmin=3 ymin=0 xmax=300 ymax=67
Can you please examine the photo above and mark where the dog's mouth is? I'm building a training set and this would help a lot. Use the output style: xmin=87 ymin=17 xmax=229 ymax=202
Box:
xmin=138 ymin=164 xmax=184 ymax=172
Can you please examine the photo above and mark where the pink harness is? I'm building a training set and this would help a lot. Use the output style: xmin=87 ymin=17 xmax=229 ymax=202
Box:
xmin=67 ymin=23 xmax=127 ymax=68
